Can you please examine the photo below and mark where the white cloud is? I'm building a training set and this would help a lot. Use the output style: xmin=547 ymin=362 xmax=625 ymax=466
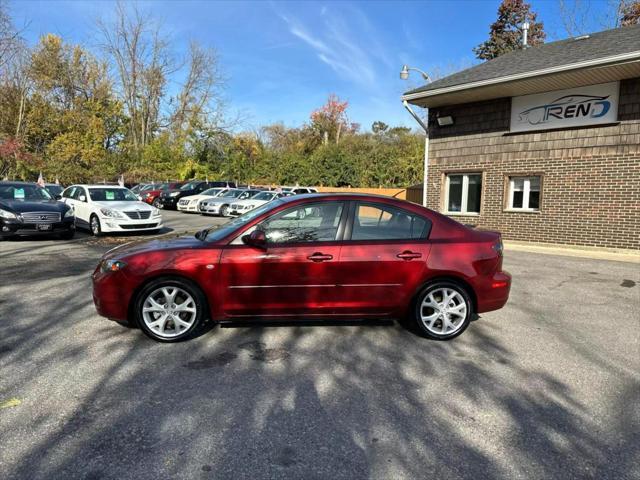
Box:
xmin=278 ymin=8 xmax=384 ymax=90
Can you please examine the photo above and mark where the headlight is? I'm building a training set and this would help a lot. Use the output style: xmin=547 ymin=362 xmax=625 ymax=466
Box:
xmin=100 ymin=208 xmax=123 ymax=218
xmin=100 ymin=259 xmax=127 ymax=273
xmin=170 ymin=191 xmax=180 ymax=197
xmin=64 ymin=206 xmax=75 ymax=218
xmin=151 ymin=208 xmax=161 ymax=216
xmin=0 ymin=208 xmax=17 ymax=219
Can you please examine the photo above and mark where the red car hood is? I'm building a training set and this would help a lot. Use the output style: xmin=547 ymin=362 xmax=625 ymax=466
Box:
xmin=103 ymin=235 xmax=206 ymax=260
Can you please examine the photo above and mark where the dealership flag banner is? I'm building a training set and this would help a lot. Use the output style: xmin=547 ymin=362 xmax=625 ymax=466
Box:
xmin=118 ymin=174 xmax=124 ymax=187
xmin=510 ymin=81 xmax=619 ymax=133
xmin=37 ymin=172 xmax=45 ymax=188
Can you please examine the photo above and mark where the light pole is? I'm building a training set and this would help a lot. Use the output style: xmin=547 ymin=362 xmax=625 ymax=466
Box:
xmin=400 ymin=65 xmax=431 ymax=207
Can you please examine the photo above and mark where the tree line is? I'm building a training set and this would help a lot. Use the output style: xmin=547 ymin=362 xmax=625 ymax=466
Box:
xmin=0 ymin=2 xmax=424 ymax=188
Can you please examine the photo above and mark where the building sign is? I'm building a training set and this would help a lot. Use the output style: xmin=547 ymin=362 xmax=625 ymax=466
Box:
xmin=510 ymin=81 xmax=619 ymax=133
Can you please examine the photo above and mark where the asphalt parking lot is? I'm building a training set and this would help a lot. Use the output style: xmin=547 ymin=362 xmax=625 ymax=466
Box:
xmin=1 ymin=210 xmax=638 ymax=480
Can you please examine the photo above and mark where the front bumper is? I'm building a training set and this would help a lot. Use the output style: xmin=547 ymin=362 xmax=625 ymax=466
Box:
xmin=99 ymin=216 xmax=163 ymax=233
xmin=160 ymin=196 xmax=180 ymax=209
xmin=1 ymin=217 xmax=75 ymax=237
xmin=199 ymin=202 xmax=223 ymax=215
xmin=177 ymin=202 xmax=200 ymax=212
xmin=92 ymin=268 xmax=133 ymax=321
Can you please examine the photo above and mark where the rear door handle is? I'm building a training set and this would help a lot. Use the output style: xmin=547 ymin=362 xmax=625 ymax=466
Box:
xmin=307 ymin=252 xmax=333 ymax=262
xmin=397 ymin=251 xmax=422 ymax=260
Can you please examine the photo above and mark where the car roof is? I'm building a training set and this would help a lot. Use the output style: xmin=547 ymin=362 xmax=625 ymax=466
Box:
xmin=69 ymin=184 xmax=130 ymax=188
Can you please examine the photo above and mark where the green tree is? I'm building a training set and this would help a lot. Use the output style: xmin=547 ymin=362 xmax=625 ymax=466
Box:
xmin=474 ymin=0 xmax=545 ymax=60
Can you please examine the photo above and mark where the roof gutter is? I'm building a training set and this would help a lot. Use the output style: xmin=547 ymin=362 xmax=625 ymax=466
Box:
xmin=401 ymin=50 xmax=640 ymax=102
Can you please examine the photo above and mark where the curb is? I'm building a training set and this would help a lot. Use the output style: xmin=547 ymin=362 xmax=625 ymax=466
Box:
xmin=504 ymin=241 xmax=640 ymax=264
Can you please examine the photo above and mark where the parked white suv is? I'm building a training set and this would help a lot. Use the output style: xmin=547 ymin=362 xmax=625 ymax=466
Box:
xmin=61 ymin=185 xmax=163 ymax=236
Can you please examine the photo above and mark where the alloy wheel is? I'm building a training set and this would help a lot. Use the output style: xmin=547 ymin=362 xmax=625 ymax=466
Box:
xmin=141 ymin=286 xmax=198 ymax=339
xmin=419 ymin=287 xmax=467 ymax=335
xmin=220 ymin=205 xmax=228 ymax=216
xmin=91 ymin=216 xmax=101 ymax=236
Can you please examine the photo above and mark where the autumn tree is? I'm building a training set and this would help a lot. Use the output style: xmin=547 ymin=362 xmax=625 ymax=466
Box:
xmin=474 ymin=0 xmax=545 ymax=60
xmin=310 ymin=94 xmax=358 ymax=145
xmin=620 ymin=0 xmax=640 ymax=25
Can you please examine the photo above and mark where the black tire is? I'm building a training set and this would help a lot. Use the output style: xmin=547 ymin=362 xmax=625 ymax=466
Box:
xmin=90 ymin=215 xmax=102 ymax=236
xmin=60 ymin=230 xmax=75 ymax=240
xmin=153 ymin=198 xmax=163 ymax=209
xmin=412 ymin=280 xmax=473 ymax=340
xmin=134 ymin=277 xmax=208 ymax=342
xmin=219 ymin=204 xmax=229 ymax=217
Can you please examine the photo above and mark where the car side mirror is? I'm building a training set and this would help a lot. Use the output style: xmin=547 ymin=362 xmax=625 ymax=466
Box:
xmin=79 ymin=195 xmax=86 ymax=202
xmin=242 ymin=229 xmax=267 ymax=249
xmin=54 ymin=194 xmax=62 ymax=200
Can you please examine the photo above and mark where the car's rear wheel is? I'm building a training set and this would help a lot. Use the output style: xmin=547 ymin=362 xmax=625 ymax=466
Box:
xmin=219 ymin=204 xmax=229 ymax=217
xmin=413 ymin=281 xmax=472 ymax=340
xmin=90 ymin=215 xmax=102 ymax=236
xmin=135 ymin=278 xmax=207 ymax=342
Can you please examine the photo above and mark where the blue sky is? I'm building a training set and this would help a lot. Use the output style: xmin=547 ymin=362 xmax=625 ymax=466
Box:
xmin=10 ymin=0 xmax=613 ymax=132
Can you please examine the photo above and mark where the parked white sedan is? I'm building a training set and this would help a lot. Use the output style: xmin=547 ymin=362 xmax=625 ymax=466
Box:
xmin=228 ymin=190 xmax=287 ymax=216
xmin=61 ymin=185 xmax=163 ymax=236
xmin=177 ymin=187 xmax=226 ymax=213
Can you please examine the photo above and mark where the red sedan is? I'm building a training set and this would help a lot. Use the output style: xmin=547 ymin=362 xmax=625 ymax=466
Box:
xmin=93 ymin=194 xmax=511 ymax=342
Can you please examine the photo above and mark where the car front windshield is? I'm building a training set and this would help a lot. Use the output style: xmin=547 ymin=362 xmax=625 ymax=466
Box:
xmin=0 ymin=184 xmax=52 ymax=201
xmin=202 ymin=188 xmax=222 ymax=196
xmin=45 ymin=185 xmax=63 ymax=196
xmin=203 ymin=199 xmax=284 ymax=242
xmin=252 ymin=192 xmax=275 ymax=201
xmin=180 ymin=182 xmax=200 ymax=191
xmin=89 ymin=188 xmax=137 ymax=202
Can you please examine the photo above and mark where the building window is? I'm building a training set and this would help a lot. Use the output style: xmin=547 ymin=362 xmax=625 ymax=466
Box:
xmin=508 ymin=176 xmax=541 ymax=211
xmin=445 ymin=173 xmax=482 ymax=214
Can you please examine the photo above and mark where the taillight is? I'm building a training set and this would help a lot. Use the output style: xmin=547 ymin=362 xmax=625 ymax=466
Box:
xmin=492 ymin=239 xmax=503 ymax=257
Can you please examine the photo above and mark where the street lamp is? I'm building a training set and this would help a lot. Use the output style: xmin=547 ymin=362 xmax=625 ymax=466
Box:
xmin=400 ymin=65 xmax=431 ymax=207
xmin=400 ymin=65 xmax=432 ymax=82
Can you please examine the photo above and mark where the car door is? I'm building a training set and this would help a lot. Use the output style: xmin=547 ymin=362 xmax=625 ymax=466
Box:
xmin=335 ymin=201 xmax=432 ymax=316
xmin=219 ymin=201 xmax=348 ymax=318
xmin=72 ymin=186 xmax=91 ymax=227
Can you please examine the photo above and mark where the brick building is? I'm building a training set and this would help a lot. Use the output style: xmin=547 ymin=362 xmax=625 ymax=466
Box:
xmin=403 ymin=25 xmax=639 ymax=250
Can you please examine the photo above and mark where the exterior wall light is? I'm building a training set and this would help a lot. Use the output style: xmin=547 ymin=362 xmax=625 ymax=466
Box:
xmin=437 ymin=115 xmax=454 ymax=126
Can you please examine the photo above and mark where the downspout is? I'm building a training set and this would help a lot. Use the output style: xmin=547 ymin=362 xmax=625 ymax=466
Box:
xmin=403 ymin=100 xmax=429 ymax=207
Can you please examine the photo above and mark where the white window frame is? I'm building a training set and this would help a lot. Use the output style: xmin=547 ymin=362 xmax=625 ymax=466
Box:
xmin=444 ymin=173 xmax=482 ymax=215
xmin=507 ymin=176 xmax=541 ymax=211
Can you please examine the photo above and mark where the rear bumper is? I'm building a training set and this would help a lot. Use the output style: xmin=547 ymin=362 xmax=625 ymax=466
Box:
xmin=475 ymin=271 xmax=511 ymax=313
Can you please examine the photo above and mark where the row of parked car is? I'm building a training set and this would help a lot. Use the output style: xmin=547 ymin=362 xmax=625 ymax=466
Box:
xmin=0 ymin=179 xmax=319 ymax=240
xmin=131 ymin=179 xmax=318 ymax=218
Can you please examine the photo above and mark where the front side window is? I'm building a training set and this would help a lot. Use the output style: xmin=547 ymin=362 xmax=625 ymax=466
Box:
xmin=260 ymin=202 xmax=344 ymax=244
xmin=508 ymin=176 xmax=541 ymax=211
xmin=445 ymin=173 xmax=482 ymax=214
xmin=352 ymin=203 xmax=429 ymax=241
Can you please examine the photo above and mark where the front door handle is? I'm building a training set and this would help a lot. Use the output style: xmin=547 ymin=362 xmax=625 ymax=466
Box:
xmin=397 ymin=251 xmax=422 ymax=260
xmin=307 ymin=252 xmax=333 ymax=262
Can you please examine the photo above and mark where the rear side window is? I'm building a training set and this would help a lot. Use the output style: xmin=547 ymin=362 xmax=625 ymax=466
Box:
xmin=351 ymin=202 xmax=430 ymax=241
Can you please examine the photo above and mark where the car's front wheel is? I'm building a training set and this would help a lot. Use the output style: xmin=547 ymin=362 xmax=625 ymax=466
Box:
xmin=219 ymin=204 xmax=229 ymax=217
xmin=90 ymin=215 xmax=102 ymax=236
xmin=413 ymin=281 xmax=473 ymax=340
xmin=153 ymin=198 xmax=162 ymax=209
xmin=135 ymin=277 xmax=207 ymax=342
